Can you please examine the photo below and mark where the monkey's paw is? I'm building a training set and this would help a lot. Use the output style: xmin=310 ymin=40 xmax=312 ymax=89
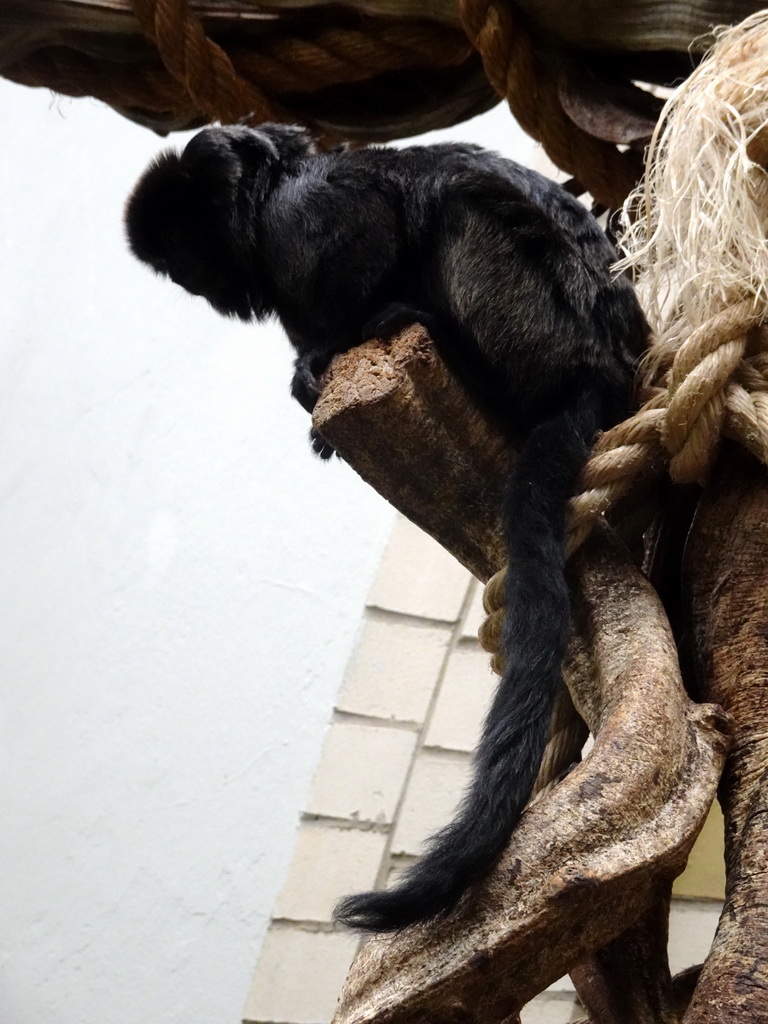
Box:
xmin=310 ymin=427 xmax=337 ymax=461
xmin=291 ymin=354 xmax=327 ymax=414
xmin=363 ymin=303 xmax=434 ymax=342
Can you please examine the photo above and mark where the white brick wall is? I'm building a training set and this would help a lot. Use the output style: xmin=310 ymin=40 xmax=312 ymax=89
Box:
xmin=244 ymin=515 xmax=725 ymax=1024
xmin=337 ymin=614 xmax=451 ymax=724
xmin=306 ymin=722 xmax=418 ymax=825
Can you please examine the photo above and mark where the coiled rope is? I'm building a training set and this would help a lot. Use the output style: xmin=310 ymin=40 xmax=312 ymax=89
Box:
xmin=6 ymin=0 xmax=646 ymax=204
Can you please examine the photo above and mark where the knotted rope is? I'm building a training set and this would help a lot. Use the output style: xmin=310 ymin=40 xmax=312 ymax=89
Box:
xmin=480 ymin=11 xmax=768 ymax=790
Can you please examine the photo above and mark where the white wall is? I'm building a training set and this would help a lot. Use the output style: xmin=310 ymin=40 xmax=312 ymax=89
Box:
xmin=0 ymin=82 xmax=533 ymax=1024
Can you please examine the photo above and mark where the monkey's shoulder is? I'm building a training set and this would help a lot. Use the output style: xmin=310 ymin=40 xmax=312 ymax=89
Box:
xmin=265 ymin=163 xmax=395 ymax=227
xmin=259 ymin=166 xmax=405 ymax=293
xmin=343 ymin=146 xmax=611 ymax=255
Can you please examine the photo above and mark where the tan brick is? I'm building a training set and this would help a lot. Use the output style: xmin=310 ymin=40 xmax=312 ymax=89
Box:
xmin=391 ymin=751 xmax=471 ymax=856
xmin=337 ymin=614 xmax=451 ymax=724
xmin=668 ymin=898 xmax=722 ymax=976
xmin=274 ymin=823 xmax=387 ymax=923
xmin=673 ymin=802 xmax=725 ymax=900
xmin=243 ymin=925 xmax=357 ymax=1024
xmin=307 ymin=721 xmax=417 ymax=824
xmin=424 ymin=644 xmax=496 ymax=753
xmin=367 ymin=515 xmax=471 ymax=622
xmin=461 ymin=582 xmax=487 ymax=640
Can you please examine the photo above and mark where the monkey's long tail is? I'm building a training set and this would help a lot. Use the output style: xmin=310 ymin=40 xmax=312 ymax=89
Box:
xmin=333 ymin=392 xmax=600 ymax=933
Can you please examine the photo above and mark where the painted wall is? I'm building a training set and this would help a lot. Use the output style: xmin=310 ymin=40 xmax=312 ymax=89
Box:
xmin=0 ymin=81 xmax=533 ymax=1024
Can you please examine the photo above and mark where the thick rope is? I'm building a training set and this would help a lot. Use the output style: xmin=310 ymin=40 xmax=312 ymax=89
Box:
xmin=479 ymin=314 xmax=768 ymax=646
xmin=478 ymin=562 xmax=587 ymax=801
xmin=528 ymin=685 xmax=587 ymax=800
xmin=6 ymin=7 xmax=471 ymax=128
xmin=458 ymin=0 xmax=641 ymax=208
xmin=130 ymin=0 xmax=282 ymax=123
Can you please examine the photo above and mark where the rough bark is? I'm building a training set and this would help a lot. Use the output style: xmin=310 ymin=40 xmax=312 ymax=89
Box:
xmin=314 ymin=329 xmax=729 ymax=1024
xmin=314 ymin=326 xmax=512 ymax=583
xmin=563 ymin=483 xmax=704 ymax=1024
xmin=572 ymin=966 xmax=704 ymax=1024
xmin=569 ymin=894 xmax=678 ymax=1024
xmin=682 ymin=447 xmax=768 ymax=1023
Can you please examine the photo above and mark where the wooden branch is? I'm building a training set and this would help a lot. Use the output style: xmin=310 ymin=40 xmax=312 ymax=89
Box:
xmin=572 ymin=966 xmax=704 ymax=1024
xmin=314 ymin=326 xmax=511 ymax=582
xmin=567 ymin=483 xmax=700 ymax=1023
xmin=569 ymin=894 xmax=678 ymax=1024
xmin=682 ymin=446 xmax=768 ymax=1022
xmin=314 ymin=328 xmax=729 ymax=1023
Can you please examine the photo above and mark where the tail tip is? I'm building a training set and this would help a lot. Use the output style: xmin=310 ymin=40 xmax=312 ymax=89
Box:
xmin=333 ymin=887 xmax=449 ymax=933
xmin=333 ymin=892 xmax=402 ymax=933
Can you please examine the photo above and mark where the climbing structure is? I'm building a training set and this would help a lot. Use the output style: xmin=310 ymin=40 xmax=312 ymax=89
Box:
xmin=6 ymin=2 xmax=768 ymax=1020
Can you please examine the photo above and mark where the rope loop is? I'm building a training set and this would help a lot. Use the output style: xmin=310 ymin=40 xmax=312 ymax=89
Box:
xmin=0 ymin=0 xmax=465 ymax=131
xmin=479 ymin=565 xmax=587 ymax=800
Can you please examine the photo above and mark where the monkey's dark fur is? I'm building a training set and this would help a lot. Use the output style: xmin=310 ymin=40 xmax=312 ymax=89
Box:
xmin=125 ymin=124 xmax=648 ymax=932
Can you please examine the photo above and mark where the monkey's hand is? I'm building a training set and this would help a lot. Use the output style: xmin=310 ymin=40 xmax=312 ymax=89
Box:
xmin=291 ymin=353 xmax=326 ymax=414
xmin=309 ymin=427 xmax=337 ymax=461
xmin=363 ymin=303 xmax=436 ymax=342
xmin=292 ymin=354 xmax=339 ymax=459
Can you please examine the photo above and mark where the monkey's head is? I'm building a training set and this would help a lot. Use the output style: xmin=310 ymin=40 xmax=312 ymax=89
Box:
xmin=125 ymin=124 xmax=314 ymax=320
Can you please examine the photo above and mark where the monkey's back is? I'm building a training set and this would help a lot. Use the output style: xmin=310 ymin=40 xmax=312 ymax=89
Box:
xmin=265 ymin=140 xmax=647 ymax=432
xmin=329 ymin=143 xmax=646 ymax=432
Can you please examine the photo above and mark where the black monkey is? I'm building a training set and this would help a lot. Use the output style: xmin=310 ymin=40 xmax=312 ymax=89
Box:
xmin=125 ymin=124 xmax=648 ymax=931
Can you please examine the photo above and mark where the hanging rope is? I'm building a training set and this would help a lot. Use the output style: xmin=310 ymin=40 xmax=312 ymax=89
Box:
xmin=9 ymin=21 xmax=472 ymax=120
xmin=458 ymin=0 xmax=641 ymax=208
xmin=479 ymin=564 xmax=589 ymax=800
